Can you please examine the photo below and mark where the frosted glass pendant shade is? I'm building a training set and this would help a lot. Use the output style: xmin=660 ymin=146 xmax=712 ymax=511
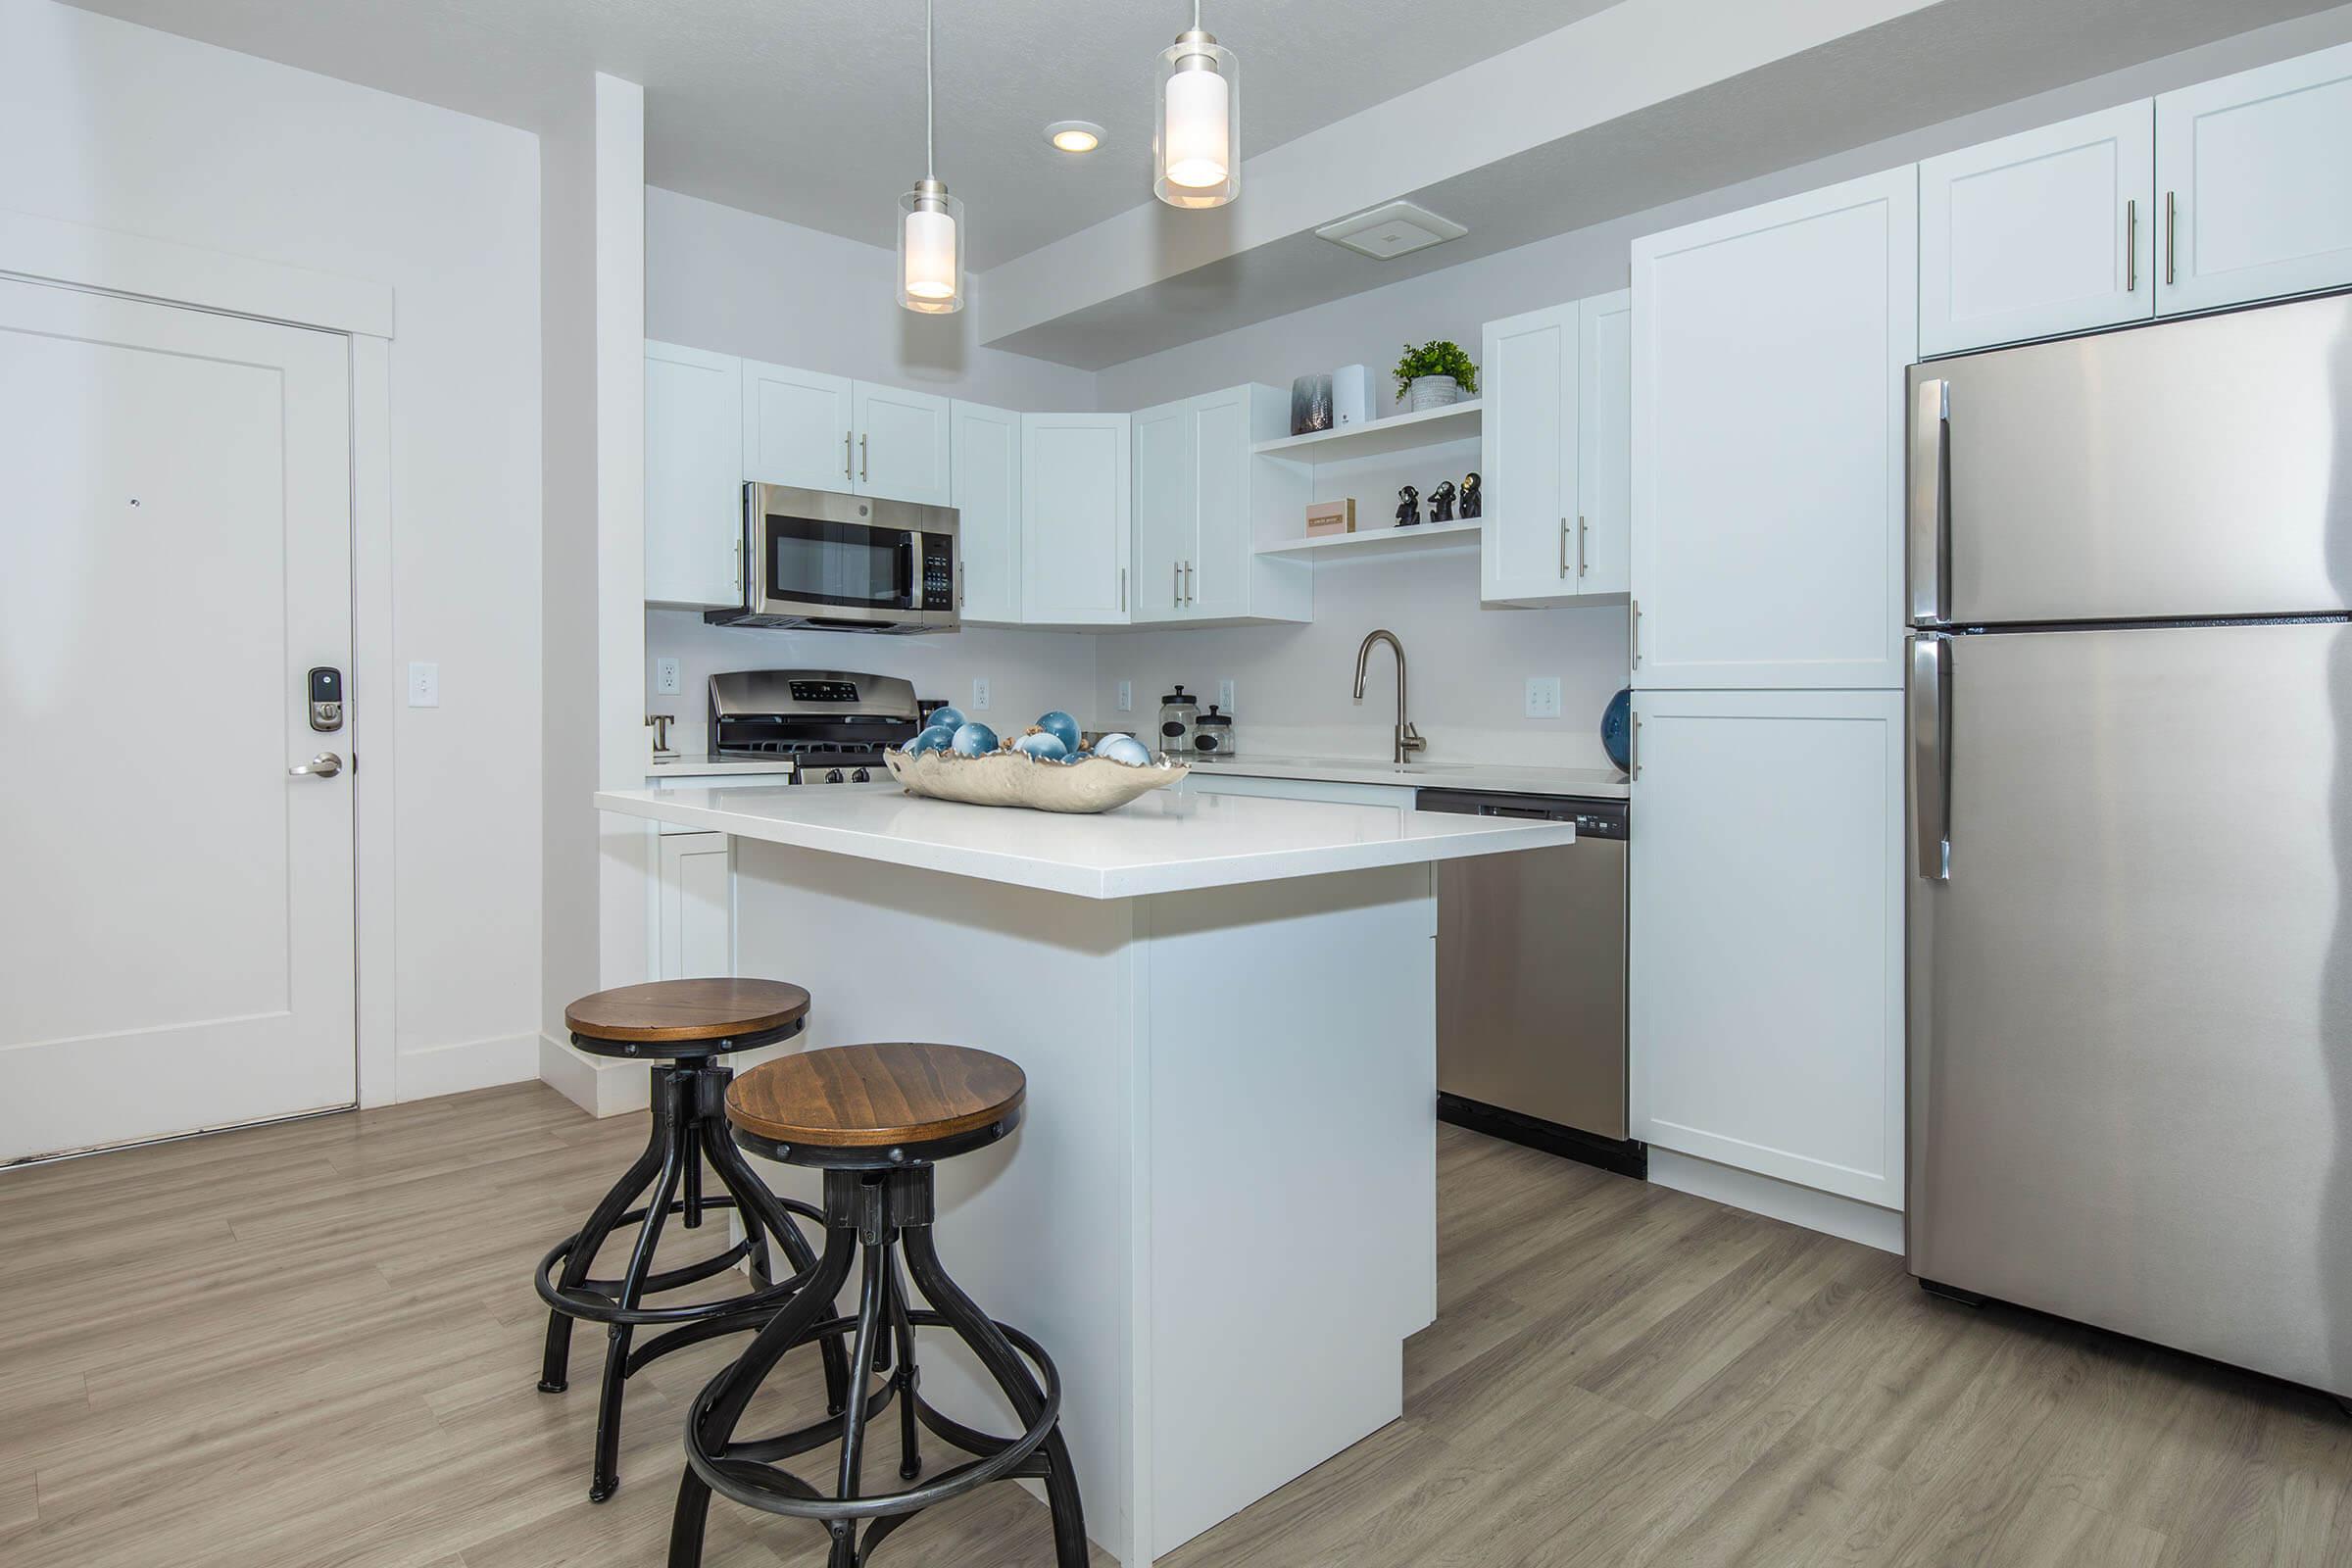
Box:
xmin=1154 ymin=29 xmax=1238 ymax=208
xmin=899 ymin=179 xmax=963 ymax=314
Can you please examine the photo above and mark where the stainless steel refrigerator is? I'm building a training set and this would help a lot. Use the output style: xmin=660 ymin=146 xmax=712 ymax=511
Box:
xmin=1905 ymin=290 xmax=2352 ymax=1405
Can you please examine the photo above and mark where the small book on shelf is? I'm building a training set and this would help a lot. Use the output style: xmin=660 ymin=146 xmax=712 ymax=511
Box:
xmin=1304 ymin=500 xmax=1354 ymax=537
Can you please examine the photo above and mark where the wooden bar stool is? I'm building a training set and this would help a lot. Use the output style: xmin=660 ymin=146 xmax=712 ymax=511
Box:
xmin=536 ymin=978 xmax=848 ymax=1503
xmin=670 ymin=1043 xmax=1088 ymax=1568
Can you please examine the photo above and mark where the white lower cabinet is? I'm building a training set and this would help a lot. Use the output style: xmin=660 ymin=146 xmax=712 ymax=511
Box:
xmin=1628 ymin=688 xmax=1904 ymax=1211
xmin=1919 ymin=102 xmax=2155 ymax=356
xmin=657 ymin=831 xmax=734 ymax=980
xmin=951 ymin=400 xmax=1022 ymax=624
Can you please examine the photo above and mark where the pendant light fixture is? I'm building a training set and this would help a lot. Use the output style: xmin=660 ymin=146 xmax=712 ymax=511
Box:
xmin=898 ymin=0 xmax=963 ymax=314
xmin=1153 ymin=0 xmax=1239 ymax=209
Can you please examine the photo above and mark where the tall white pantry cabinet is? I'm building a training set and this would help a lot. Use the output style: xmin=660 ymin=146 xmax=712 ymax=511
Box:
xmin=1627 ymin=168 xmax=1916 ymax=1229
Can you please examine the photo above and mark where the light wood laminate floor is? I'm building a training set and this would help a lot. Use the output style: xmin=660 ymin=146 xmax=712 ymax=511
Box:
xmin=2 ymin=1082 xmax=2345 ymax=1566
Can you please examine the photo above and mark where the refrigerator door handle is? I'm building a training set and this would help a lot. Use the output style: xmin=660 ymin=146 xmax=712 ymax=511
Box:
xmin=1910 ymin=634 xmax=1951 ymax=881
xmin=1909 ymin=378 xmax=1949 ymax=625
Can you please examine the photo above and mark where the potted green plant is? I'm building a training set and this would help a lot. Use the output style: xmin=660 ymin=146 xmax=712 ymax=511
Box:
xmin=1394 ymin=340 xmax=1478 ymax=412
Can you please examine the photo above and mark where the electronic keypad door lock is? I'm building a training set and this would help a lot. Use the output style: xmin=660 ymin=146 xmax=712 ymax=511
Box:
xmin=308 ymin=666 xmax=345 ymax=732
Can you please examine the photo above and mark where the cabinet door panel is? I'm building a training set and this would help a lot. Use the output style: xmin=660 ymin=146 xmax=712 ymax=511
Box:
xmin=1920 ymin=103 xmax=2154 ymax=356
xmin=645 ymin=341 xmax=744 ymax=609
xmin=1576 ymin=291 xmax=1632 ymax=599
xmin=742 ymin=360 xmax=854 ymax=490
xmin=1631 ymin=169 xmax=1916 ymax=690
xmin=1187 ymin=389 xmax=1250 ymax=619
xmin=853 ymin=381 xmax=952 ymax=506
xmin=1480 ymin=302 xmax=1578 ymax=603
xmin=951 ymin=401 xmax=1021 ymax=623
xmin=2157 ymin=40 xmax=2352 ymax=316
xmin=1020 ymin=413 xmax=1131 ymax=624
xmin=1130 ymin=399 xmax=1194 ymax=624
xmin=1628 ymin=689 xmax=1903 ymax=1208
xmin=658 ymin=833 xmax=734 ymax=980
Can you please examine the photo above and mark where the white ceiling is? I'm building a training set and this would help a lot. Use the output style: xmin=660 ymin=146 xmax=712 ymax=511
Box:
xmin=58 ymin=0 xmax=1608 ymax=270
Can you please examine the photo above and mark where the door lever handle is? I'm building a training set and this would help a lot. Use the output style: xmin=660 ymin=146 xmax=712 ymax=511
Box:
xmin=290 ymin=752 xmax=344 ymax=779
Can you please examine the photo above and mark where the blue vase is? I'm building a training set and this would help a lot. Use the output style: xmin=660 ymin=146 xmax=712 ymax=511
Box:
xmin=1600 ymin=688 xmax=1633 ymax=772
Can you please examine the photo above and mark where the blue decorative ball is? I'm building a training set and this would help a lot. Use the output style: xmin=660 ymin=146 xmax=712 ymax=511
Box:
xmin=1034 ymin=710 xmax=1082 ymax=752
xmin=906 ymin=727 xmax=954 ymax=756
xmin=1093 ymin=732 xmax=1135 ymax=752
xmin=928 ymin=706 xmax=966 ymax=733
xmin=1601 ymin=688 xmax=1633 ymax=772
xmin=1011 ymin=730 xmax=1069 ymax=761
xmin=1097 ymin=735 xmax=1152 ymax=767
xmin=949 ymin=721 xmax=999 ymax=757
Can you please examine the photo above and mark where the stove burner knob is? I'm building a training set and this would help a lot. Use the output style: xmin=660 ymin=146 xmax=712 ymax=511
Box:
xmin=825 ymin=768 xmax=845 ymax=784
xmin=851 ymin=767 xmax=870 ymax=783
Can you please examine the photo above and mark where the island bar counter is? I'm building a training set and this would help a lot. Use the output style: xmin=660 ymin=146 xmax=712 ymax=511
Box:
xmin=594 ymin=785 xmax=1577 ymax=1564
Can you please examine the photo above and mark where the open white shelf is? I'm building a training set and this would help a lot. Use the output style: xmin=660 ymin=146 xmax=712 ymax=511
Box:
xmin=1256 ymin=519 xmax=1482 ymax=561
xmin=1251 ymin=400 xmax=1482 ymax=462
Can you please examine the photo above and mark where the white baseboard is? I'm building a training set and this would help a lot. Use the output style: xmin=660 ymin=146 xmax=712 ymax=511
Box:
xmin=1647 ymin=1148 xmax=1905 ymax=1254
xmin=537 ymin=1033 xmax=652 ymax=1118
xmin=394 ymin=1031 xmax=538 ymax=1102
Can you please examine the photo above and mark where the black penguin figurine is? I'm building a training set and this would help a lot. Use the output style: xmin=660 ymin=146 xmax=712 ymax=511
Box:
xmin=1396 ymin=484 xmax=1421 ymax=528
xmin=1459 ymin=471 xmax=1482 ymax=519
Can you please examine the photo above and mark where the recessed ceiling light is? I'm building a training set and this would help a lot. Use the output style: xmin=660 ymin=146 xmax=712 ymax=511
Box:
xmin=1046 ymin=121 xmax=1104 ymax=154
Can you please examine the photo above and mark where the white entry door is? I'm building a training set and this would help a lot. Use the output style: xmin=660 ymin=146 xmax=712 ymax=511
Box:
xmin=0 ymin=277 xmax=357 ymax=1162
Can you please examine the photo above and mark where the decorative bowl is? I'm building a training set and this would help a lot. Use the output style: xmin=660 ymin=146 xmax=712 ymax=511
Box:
xmin=882 ymin=748 xmax=1189 ymax=813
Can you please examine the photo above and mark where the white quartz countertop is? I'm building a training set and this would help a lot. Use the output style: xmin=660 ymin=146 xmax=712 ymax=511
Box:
xmin=597 ymin=783 xmax=1576 ymax=900
xmin=1183 ymin=754 xmax=1631 ymax=799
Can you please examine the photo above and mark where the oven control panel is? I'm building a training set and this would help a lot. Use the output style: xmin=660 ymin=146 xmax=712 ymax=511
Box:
xmin=787 ymin=680 xmax=860 ymax=704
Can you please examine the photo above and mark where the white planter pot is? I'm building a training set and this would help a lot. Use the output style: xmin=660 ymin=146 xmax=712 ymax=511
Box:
xmin=1407 ymin=374 xmax=1460 ymax=412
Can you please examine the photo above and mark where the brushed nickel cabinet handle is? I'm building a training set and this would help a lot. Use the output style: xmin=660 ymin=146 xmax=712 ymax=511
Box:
xmin=1119 ymin=566 xmax=1126 ymax=612
xmin=844 ymin=429 xmax=854 ymax=478
xmin=858 ymin=432 xmax=868 ymax=481
xmin=2126 ymin=197 xmax=2137 ymax=293
xmin=2164 ymin=190 xmax=2177 ymax=286
xmin=1577 ymin=514 xmax=1588 ymax=579
xmin=1558 ymin=517 xmax=1569 ymax=578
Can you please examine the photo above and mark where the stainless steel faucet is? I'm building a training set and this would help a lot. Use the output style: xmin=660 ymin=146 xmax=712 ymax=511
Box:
xmin=1351 ymin=629 xmax=1426 ymax=764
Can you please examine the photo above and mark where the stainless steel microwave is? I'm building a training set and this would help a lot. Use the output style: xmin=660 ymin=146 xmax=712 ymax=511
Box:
xmin=705 ymin=484 xmax=959 ymax=633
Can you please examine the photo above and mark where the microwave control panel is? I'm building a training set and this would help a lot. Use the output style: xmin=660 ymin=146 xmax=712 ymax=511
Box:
xmin=920 ymin=534 xmax=955 ymax=611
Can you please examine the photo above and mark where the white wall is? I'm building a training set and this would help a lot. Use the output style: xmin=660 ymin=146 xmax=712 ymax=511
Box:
xmin=1 ymin=0 xmax=544 ymax=1096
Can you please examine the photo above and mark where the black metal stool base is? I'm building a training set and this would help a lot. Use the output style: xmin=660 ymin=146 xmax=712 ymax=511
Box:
xmin=536 ymin=1045 xmax=847 ymax=1503
xmin=671 ymin=1165 xmax=1088 ymax=1568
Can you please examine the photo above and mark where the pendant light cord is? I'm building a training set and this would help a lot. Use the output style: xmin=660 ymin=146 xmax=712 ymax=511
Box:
xmin=925 ymin=0 xmax=936 ymax=180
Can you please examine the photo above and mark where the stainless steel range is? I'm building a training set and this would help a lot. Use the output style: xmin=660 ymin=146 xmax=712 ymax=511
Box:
xmin=708 ymin=669 xmax=923 ymax=785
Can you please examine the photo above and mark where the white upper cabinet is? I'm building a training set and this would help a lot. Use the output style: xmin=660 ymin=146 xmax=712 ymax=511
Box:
xmin=2156 ymin=39 xmax=2352 ymax=317
xmin=951 ymin=401 xmax=1021 ymax=624
xmin=1628 ymin=687 xmax=1905 ymax=1210
xmin=644 ymin=341 xmax=746 ymax=610
xmin=1130 ymin=398 xmax=1194 ymax=624
xmin=1575 ymin=290 xmax=1633 ymax=601
xmin=1020 ymin=412 xmax=1131 ymax=625
xmin=1479 ymin=290 xmax=1631 ymax=606
xmin=852 ymin=381 xmax=952 ymax=506
xmin=1631 ymin=168 xmax=1916 ymax=690
xmin=1920 ymin=103 xmax=2155 ymax=356
xmin=742 ymin=359 xmax=855 ymax=492
xmin=1479 ymin=301 xmax=1579 ymax=604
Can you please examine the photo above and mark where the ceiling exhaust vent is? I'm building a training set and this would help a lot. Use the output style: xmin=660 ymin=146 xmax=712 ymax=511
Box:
xmin=1314 ymin=200 xmax=1467 ymax=261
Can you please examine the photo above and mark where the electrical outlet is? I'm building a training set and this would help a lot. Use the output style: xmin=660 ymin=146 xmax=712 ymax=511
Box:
xmin=408 ymin=662 xmax=440 ymax=709
xmin=1115 ymin=680 xmax=1133 ymax=712
xmin=1217 ymin=678 xmax=1236 ymax=711
xmin=1524 ymin=675 xmax=1562 ymax=719
xmin=971 ymin=676 xmax=992 ymax=711
xmin=655 ymin=658 xmax=681 ymax=696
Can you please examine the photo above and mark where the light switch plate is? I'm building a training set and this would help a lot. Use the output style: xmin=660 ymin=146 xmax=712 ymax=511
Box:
xmin=655 ymin=658 xmax=681 ymax=696
xmin=1115 ymin=680 xmax=1133 ymax=712
xmin=408 ymin=662 xmax=440 ymax=709
xmin=1217 ymin=679 xmax=1236 ymax=711
xmin=1524 ymin=675 xmax=1562 ymax=719
xmin=971 ymin=676 xmax=992 ymax=711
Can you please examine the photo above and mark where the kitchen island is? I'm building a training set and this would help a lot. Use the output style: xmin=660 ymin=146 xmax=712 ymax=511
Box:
xmin=594 ymin=783 xmax=1577 ymax=1564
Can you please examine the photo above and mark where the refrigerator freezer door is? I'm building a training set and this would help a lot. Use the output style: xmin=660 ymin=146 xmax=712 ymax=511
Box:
xmin=1910 ymin=291 xmax=2352 ymax=626
xmin=1908 ymin=620 xmax=2352 ymax=1397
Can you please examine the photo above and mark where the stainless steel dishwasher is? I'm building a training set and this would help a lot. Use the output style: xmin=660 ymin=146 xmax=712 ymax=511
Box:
xmin=1417 ymin=790 xmax=1640 ymax=1176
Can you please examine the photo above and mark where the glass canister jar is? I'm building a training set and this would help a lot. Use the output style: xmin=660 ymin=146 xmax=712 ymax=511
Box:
xmin=1157 ymin=685 xmax=1200 ymax=757
xmin=1191 ymin=705 xmax=1235 ymax=759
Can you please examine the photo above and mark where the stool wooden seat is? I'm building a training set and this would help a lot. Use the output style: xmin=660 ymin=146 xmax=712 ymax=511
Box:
xmin=671 ymin=1044 xmax=1085 ymax=1568
xmin=564 ymin=977 xmax=811 ymax=1054
xmin=725 ymin=1042 xmax=1025 ymax=1152
xmin=536 ymin=977 xmax=842 ymax=1505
